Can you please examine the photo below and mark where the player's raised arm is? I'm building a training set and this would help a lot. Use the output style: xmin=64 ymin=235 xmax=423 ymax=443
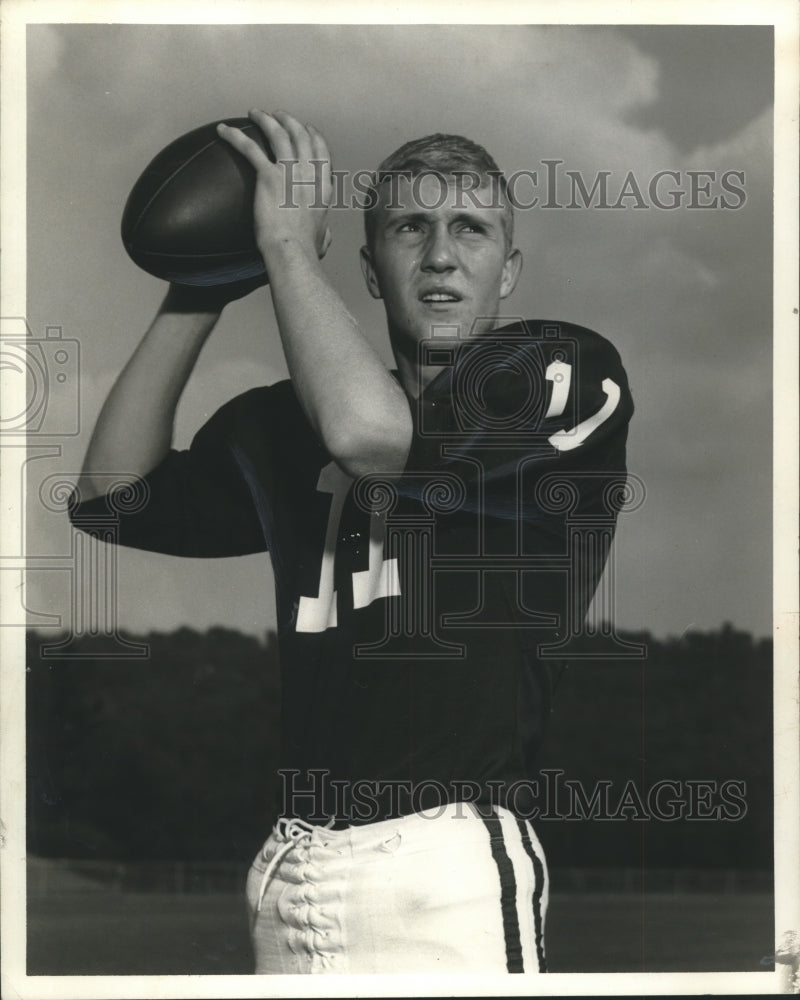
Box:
xmin=217 ymin=110 xmax=412 ymax=479
xmin=75 ymin=279 xmax=257 ymax=502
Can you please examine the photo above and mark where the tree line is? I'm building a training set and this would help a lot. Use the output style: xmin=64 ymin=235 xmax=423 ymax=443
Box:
xmin=26 ymin=624 xmax=772 ymax=869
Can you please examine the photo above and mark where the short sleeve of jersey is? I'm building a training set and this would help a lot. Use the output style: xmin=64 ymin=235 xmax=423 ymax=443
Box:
xmin=67 ymin=387 xmax=273 ymax=558
xmin=403 ymin=319 xmax=633 ymax=493
xmin=396 ymin=319 xmax=633 ymax=652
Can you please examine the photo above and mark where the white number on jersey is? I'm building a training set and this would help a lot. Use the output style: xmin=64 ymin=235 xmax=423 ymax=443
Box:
xmin=295 ymin=462 xmax=400 ymax=634
xmin=546 ymin=361 xmax=620 ymax=452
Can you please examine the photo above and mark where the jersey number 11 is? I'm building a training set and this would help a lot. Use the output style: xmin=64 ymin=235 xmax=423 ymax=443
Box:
xmin=295 ymin=462 xmax=401 ymax=633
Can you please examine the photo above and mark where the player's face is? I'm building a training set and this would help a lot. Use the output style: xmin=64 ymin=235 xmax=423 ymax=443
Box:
xmin=360 ymin=174 xmax=522 ymax=351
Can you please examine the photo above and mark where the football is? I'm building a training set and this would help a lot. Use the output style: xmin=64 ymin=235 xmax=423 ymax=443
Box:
xmin=121 ymin=117 xmax=273 ymax=287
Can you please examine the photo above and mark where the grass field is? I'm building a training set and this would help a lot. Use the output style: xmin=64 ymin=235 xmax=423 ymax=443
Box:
xmin=25 ymin=861 xmax=774 ymax=975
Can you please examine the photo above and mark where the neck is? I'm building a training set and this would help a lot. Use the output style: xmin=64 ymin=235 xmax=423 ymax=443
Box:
xmin=391 ymin=334 xmax=446 ymax=399
xmin=397 ymin=355 xmax=444 ymax=399
xmin=390 ymin=316 xmax=501 ymax=398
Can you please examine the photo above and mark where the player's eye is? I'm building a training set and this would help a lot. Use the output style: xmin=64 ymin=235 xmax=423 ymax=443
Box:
xmin=397 ymin=221 xmax=422 ymax=233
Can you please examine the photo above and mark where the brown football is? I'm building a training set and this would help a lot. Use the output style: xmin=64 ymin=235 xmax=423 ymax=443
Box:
xmin=121 ymin=117 xmax=273 ymax=287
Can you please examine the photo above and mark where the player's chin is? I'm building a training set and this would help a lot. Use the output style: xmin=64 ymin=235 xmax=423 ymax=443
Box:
xmin=414 ymin=302 xmax=475 ymax=337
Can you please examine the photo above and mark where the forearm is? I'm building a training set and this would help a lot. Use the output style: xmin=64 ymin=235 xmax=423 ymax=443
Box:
xmin=76 ymin=289 xmax=220 ymax=500
xmin=264 ymin=239 xmax=412 ymax=478
xmin=217 ymin=111 xmax=411 ymax=479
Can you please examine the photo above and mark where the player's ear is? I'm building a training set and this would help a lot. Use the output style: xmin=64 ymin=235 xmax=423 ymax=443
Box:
xmin=360 ymin=245 xmax=383 ymax=300
xmin=499 ymin=248 xmax=523 ymax=300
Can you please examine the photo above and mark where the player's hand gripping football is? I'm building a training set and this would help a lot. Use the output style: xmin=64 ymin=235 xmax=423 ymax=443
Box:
xmin=217 ymin=109 xmax=333 ymax=263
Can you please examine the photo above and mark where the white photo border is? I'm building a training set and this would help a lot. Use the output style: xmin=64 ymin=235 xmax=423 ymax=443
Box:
xmin=2 ymin=1 xmax=797 ymax=997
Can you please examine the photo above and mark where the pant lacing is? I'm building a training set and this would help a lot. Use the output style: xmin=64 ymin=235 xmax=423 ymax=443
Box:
xmin=256 ymin=816 xmax=335 ymax=913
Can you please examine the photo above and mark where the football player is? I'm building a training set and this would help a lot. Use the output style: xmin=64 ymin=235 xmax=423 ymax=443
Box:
xmin=71 ymin=110 xmax=633 ymax=973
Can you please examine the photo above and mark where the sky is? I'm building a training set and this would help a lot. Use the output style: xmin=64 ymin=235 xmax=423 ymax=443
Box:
xmin=20 ymin=20 xmax=776 ymax=641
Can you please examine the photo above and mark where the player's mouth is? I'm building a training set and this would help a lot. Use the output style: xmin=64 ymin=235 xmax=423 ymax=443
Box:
xmin=419 ymin=288 xmax=463 ymax=304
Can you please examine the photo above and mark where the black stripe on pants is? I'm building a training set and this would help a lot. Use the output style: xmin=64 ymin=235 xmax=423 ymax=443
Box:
xmin=480 ymin=809 xmax=524 ymax=973
xmin=516 ymin=817 xmax=547 ymax=973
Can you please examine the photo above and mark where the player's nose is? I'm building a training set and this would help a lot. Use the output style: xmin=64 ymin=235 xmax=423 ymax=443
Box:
xmin=420 ymin=225 xmax=457 ymax=272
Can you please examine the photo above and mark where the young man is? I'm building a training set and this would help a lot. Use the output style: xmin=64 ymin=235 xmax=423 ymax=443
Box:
xmin=70 ymin=110 xmax=633 ymax=974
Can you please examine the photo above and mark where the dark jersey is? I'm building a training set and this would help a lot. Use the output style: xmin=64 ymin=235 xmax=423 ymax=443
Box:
xmin=69 ymin=320 xmax=633 ymax=825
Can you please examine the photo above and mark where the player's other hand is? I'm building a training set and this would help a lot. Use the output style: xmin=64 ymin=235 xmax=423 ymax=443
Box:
xmin=217 ymin=110 xmax=333 ymax=262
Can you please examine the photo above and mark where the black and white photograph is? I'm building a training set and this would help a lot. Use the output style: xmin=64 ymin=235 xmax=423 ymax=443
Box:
xmin=1 ymin=1 xmax=798 ymax=996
